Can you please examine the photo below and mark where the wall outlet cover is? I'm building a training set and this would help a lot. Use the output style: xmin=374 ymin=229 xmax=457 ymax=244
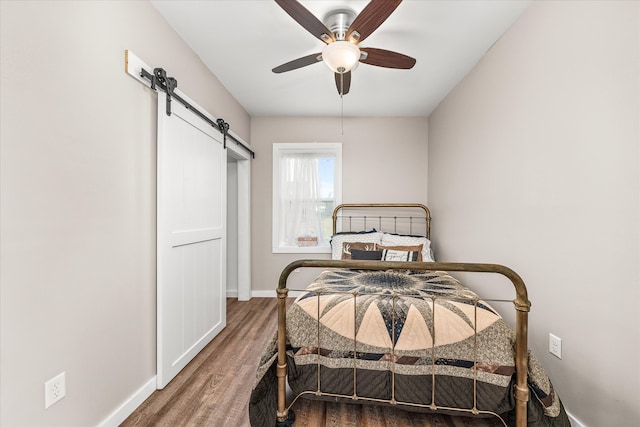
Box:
xmin=45 ymin=372 xmax=66 ymax=409
xmin=549 ymin=333 xmax=562 ymax=359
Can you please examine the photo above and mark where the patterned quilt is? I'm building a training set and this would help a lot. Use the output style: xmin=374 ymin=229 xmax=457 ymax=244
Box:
xmin=249 ymin=269 xmax=570 ymax=427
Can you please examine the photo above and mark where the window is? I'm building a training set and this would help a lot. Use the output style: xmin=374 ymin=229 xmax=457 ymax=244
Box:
xmin=272 ymin=143 xmax=342 ymax=253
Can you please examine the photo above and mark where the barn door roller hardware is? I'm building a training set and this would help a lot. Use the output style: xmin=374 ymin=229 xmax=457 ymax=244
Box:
xmin=139 ymin=66 xmax=255 ymax=158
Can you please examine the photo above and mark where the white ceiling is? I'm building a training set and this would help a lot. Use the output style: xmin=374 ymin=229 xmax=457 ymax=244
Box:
xmin=150 ymin=0 xmax=532 ymax=118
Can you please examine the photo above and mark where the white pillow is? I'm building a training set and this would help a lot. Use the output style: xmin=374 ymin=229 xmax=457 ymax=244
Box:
xmin=380 ymin=233 xmax=434 ymax=262
xmin=381 ymin=249 xmax=420 ymax=262
xmin=330 ymin=231 xmax=383 ymax=260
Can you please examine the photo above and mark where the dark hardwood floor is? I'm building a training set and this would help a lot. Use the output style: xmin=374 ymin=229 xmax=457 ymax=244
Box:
xmin=121 ymin=298 xmax=504 ymax=427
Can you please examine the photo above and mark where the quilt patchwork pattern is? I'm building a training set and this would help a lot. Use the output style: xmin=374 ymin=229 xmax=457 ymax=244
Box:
xmin=295 ymin=269 xmax=501 ymax=352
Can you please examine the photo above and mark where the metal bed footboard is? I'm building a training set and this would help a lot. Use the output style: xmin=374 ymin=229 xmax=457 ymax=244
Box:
xmin=276 ymin=260 xmax=530 ymax=427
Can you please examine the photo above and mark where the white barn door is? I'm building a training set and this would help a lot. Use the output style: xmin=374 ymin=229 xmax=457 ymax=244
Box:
xmin=156 ymin=92 xmax=226 ymax=388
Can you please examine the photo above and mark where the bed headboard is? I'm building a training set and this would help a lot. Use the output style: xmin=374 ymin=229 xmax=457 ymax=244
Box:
xmin=332 ymin=203 xmax=431 ymax=239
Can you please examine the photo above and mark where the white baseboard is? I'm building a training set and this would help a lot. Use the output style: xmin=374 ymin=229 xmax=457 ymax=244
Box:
xmin=566 ymin=410 xmax=586 ymax=427
xmin=226 ymin=289 xmax=238 ymax=298
xmin=251 ymin=290 xmax=305 ymax=298
xmin=97 ymin=376 xmax=156 ymax=427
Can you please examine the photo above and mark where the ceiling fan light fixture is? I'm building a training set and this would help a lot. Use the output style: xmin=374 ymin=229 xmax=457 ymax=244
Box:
xmin=322 ymin=41 xmax=360 ymax=74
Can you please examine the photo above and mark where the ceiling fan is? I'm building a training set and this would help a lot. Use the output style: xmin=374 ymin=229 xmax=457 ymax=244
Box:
xmin=272 ymin=0 xmax=416 ymax=96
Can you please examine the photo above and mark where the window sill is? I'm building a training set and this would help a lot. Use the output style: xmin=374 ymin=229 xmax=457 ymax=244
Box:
xmin=272 ymin=246 xmax=331 ymax=254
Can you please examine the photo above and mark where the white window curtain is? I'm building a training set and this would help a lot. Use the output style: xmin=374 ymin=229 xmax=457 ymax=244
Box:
xmin=278 ymin=153 xmax=326 ymax=247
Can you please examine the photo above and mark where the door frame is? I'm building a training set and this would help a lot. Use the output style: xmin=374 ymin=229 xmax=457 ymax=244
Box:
xmin=226 ymin=142 xmax=251 ymax=301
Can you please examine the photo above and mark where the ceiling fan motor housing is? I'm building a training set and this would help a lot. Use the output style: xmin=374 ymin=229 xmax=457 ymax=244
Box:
xmin=323 ymin=9 xmax=355 ymax=41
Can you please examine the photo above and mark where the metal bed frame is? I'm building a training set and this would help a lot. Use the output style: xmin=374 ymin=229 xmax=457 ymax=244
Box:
xmin=275 ymin=204 xmax=531 ymax=426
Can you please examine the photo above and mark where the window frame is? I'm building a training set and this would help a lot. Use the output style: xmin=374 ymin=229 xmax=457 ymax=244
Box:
xmin=272 ymin=142 xmax=342 ymax=254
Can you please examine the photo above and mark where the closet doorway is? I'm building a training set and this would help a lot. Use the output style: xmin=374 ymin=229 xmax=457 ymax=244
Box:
xmin=226 ymin=143 xmax=251 ymax=301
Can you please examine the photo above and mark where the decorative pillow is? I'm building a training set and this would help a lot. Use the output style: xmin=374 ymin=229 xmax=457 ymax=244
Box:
xmin=380 ymin=233 xmax=434 ymax=262
xmin=350 ymin=249 xmax=383 ymax=261
xmin=341 ymin=242 xmax=378 ymax=260
xmin=381 ymin=249 xmax=420 ymax=262
xmin=377 ymin=244 xmax=423 ymax=261
xmin=330 ymin=231 xmax=383 ymax=260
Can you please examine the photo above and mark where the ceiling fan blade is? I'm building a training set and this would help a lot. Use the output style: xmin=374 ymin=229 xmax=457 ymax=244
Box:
xmin=272 ymin=53 xmax=322 ymax=73
xmin=275 ymin=0 xmax=336 ymax=44
xmin=360 ymin=48 xmax=416 ymax=69
xmin=345 ymin=0 xmax=402 ymax=44
xmin=334 ymin=71 xmax=351 ymax=95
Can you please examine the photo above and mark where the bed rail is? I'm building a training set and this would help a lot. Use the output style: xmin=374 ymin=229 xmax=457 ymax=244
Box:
xmin=275 ymin=260 xmax=530 ymax=427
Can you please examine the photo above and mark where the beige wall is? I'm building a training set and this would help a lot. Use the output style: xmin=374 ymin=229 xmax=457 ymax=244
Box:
xmin=428 ymin=1 xmax=639 ymax=426
xmin=250 ymin=117 xmax=428 ymax=291
xmin=0 ymin=1 xmax=249 ymax=425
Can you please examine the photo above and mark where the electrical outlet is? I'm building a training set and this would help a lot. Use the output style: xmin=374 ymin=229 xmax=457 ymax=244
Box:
xmin=45 ymin=372 xmax=66 ymax=409
xmin=549 ymin=334 xmax=562 ymax=359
